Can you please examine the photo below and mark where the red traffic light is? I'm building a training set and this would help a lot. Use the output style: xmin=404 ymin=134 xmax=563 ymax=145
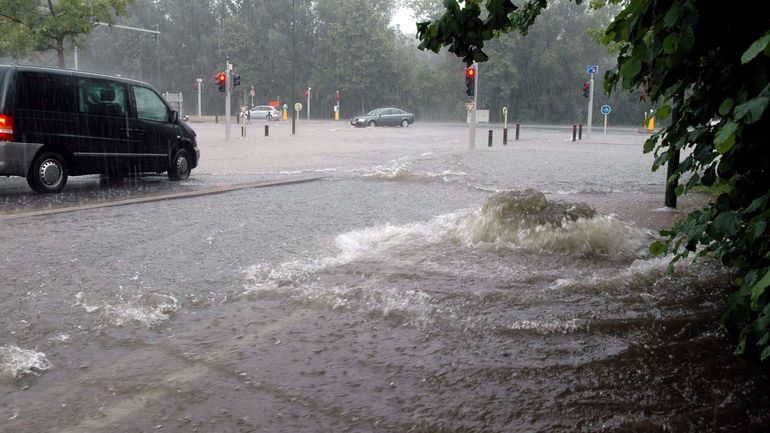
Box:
xmin=466 ymin=67 xmax=475 ymax=77
xmin=217 ymin=73 xmax=226 ymax=84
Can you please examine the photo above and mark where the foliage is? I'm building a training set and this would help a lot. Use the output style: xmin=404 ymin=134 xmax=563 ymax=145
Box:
xmin=0 ymin=0 xmax=131 ymax=67
xmin=608 ymin=0 xmax=770 ymax=362
xmin=417 ymin=0 xmax=770 ymax=362
xmin=5 ymin=0 xmax=650 ymax=125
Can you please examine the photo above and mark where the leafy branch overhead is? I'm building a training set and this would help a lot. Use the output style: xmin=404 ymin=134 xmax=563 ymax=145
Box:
xmin=416 ymin=0 xmax=554 ymax=65
xmin=417 ymin=0 xmax=770 ymax=362
xmin=0 ymin=0 xmax=132 ymax=68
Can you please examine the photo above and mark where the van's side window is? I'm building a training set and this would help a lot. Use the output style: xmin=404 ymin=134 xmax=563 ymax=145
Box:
xmin=78 ymin=79 xmax=127 ymax=117
xmin=133 ymin=87 xmax=168 ymax=122
xmin=16 ymin=71 xmax=76 ymax=112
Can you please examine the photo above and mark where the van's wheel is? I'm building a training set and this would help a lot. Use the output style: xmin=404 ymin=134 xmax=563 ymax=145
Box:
xmin=168 ymin=148 xmax=191 ymax=181
xmin=27 ymin=152 xmax=68 ymax=193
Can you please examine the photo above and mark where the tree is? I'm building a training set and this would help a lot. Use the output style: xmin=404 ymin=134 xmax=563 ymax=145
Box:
xmin=0 ymin=0 xmax=132 ymax=68
xmin=417 ymin=0 xmax=770 ymax=362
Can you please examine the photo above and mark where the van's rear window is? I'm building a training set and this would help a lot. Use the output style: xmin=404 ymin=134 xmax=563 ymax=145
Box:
xmin=15 ymin=71 xmax=77 ymax=112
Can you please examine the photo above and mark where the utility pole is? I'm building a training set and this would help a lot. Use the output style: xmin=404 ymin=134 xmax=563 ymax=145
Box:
xmin=225 ymin=57 xmax=231 ymax=139
xmin=471 ymin=62 xmax=479 ymax=149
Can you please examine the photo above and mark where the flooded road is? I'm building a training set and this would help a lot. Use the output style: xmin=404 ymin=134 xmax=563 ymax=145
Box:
xmin=1 ymin=122 xmax=769 ymax=432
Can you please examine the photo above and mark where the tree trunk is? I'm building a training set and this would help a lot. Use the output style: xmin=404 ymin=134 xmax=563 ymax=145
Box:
xmin=56 ymin=39 xmax=66 ymax=68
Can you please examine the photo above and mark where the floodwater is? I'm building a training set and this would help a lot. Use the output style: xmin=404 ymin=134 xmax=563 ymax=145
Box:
xmin=1 ymin=123 xmax=769 ymax=432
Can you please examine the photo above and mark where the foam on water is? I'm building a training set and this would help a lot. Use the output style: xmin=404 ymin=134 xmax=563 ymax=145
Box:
xmin=76 ymin=291 xmax=179 ymax=328
xmin=361 ymin=160 xmax=466 ymax=183
xmin=0 ymin=345 xmax=51 ymax=380
xmin=454 ymin=189 xmax=651 ymax=258
xmin=241 ymin=190 xmax=687 ymax=333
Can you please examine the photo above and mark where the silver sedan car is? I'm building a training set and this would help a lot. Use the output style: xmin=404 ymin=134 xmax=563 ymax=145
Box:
xmin=350 ymin=107 xmax=415 ymax=127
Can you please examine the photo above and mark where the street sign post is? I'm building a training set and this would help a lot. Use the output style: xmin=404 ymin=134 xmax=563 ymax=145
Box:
xmin=601 ymin=104 xmax=611 ymax=134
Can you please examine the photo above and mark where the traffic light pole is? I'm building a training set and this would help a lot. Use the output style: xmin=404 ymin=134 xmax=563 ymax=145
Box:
xmin=586 ymin=72 xmax=595 ymax=139
xmin=225 ymin=60 xmax=232 ymax=140
xmin=196 ymin=78 xmax=202 ymax=118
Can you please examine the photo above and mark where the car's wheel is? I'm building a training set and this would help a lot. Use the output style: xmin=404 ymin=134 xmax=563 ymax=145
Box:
xmin=27 ymin=152 xmax=68 ymax=193
xmin=267 ymin=114 xmax=273 ymax=120
xmin=168 ymin=148 xmax=191 ymax=181
xmin=401 ymin=119 xmax=409 ymax=127
xmin=368 ymin=120 xmax=376 ymax=127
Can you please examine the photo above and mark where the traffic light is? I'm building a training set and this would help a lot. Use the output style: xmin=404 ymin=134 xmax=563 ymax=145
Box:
xmin=583 ymin=81 xmax=590 ymax=98
xmin=216 ymin=72 xmax=226 ymax=93
xmin=465 ymin=67 xmax=476 ymax=97
xmin=232 ymin=74 xmax=241 ymax=87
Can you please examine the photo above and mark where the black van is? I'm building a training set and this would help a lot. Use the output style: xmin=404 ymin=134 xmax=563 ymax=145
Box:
xmin=0 ymin=65 xmax=199 ymax=193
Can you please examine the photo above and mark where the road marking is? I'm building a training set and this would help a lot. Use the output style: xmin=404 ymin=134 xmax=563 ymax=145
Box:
xmin=0 ymin=176 xmax=324 ymax=220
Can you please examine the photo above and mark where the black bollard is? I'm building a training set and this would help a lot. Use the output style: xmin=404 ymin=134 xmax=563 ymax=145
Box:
xmin=515 ymin=123 xmax=520 ymax=140
xmin=572 ymin=124 xmax=577 ymax=142
xmin=265 ymin=125 xmax=269 ymax=137
xmin=578 ymin=124 xmax=583 ymax=140
xmin=215 ymin=115 xmax=218 ymax=124
xmin=503 ymin=128 xmax=508 ymax=145
xmin=488 ymin=130 xmax=493 ymax=147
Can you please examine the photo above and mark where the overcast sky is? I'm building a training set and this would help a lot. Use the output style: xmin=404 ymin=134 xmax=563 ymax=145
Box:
xmin=391 ymin=7 xmax=417 ymax=34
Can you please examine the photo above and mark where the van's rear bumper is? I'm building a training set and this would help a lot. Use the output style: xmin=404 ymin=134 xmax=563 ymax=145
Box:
xmin=0 ymin=141 xmax=43 ymax=176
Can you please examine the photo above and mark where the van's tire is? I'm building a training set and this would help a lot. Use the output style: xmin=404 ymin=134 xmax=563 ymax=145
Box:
xmin=168 ymin=148 xmax=191 ymax=181
xmin=27 ymin=152 xmax=68 ymax=193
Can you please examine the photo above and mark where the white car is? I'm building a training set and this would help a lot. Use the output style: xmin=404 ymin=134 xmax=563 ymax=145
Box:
xmin=247 ymin=105 xmax=281 ymax=120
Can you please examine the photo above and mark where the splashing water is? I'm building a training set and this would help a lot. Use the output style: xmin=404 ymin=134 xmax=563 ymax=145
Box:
xmin=0 ymin=345 xmax=51 ymax=380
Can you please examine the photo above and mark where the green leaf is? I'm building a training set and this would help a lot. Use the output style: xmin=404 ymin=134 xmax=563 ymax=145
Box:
xmin=752 ymin=220 xmax=767 ymax=240
xmin=713 ymin=211 xmax=741 ymax=237
xmin=650 ymin=240 xmax=667 ymax=256
xmin=762 ymin=345 xmax=770 ymax=362
xmin=741 ymin=32 xmax=770 ymax=64
xmin=656 ymin=105 xmax=671 ymax=120
xmin=746 ymin=195 xmax=768 ymax=213
xmin=714 ymin=121 xmax=738 ymax=153
xmin=734 ymin=96 xmax=769 ymax=124
xmin=663 ymin=34 xmax=679 ymax=54
xmin=718 ymin=98 xmax=734 ymax=116
xmin=619 ymin=58 xmax=641 ymax=80
xmin=751 ymin=269 xmax=770 ymax=308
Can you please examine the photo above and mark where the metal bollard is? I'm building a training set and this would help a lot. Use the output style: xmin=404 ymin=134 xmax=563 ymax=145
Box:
xmin=264 ymin=125 xmax=269 ymax=137
xmin=503 ymin=128 xmax=508 ymax=145
xmin=572 ymin=124 xmax=577 ymax=142
xmin=488 ymin=130 xmax=493 ymax=147
xmin=578 ymin=124 xmax=583 ymax=140
xmin=215 ymin=115 xmax=218 ymax=124
xmin=516 ymin=123 xmax=520 ymax=140
xmin=241 ymin=125 xmax=246 ymax=138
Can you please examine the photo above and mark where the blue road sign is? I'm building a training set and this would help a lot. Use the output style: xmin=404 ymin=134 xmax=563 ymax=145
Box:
xmin=587 ymin=65 xmax=599 ymax=75
xmin=600 ymin=104 xmax=611 ymax=115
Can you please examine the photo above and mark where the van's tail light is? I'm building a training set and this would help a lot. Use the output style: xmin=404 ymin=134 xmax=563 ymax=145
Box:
xmin=0 ymin=115 xmax=13 ymax=141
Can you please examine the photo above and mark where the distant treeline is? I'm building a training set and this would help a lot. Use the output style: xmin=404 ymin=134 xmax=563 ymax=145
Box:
xmin=11 ymin=0 xmax=652 ymax=126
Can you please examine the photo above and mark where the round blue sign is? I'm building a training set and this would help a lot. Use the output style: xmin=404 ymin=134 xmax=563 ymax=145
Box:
xmin=600 ymin=104 xmax=611 ymax=115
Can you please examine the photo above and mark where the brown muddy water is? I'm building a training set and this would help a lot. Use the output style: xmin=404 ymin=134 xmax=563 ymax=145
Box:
xmin=1 ymin=124 xmax=768 ymax=432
